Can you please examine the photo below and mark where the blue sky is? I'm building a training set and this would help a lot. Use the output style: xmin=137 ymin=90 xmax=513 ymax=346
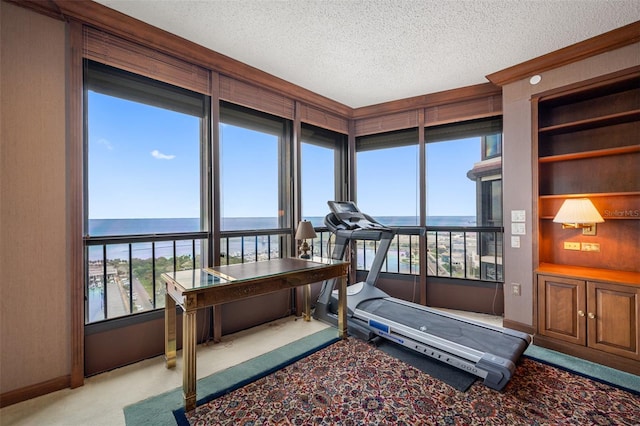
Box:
xmin=88 ymin=91 xmax=480 ymax=220
xmin=88 ymin=92 xmax=201 ymax=219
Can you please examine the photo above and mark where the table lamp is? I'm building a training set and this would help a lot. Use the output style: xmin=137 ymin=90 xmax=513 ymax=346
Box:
xmin=295 ymin=220 xmax=317 ymax=259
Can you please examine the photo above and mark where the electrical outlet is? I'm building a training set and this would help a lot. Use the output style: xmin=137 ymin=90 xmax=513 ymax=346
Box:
xmin=511 ymin=283 xmax=521 ymax=296
xmin=563 ymin=241 xmax=581 ymax=250
xmin=581 ymin=242 xmax=600 ymax=252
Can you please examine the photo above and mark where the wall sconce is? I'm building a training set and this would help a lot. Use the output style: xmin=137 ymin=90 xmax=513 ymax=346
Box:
xmin=295 ymin=220 xmax=317 ymax=259
xmin=553 ymin=198 xmax=604 ymax=236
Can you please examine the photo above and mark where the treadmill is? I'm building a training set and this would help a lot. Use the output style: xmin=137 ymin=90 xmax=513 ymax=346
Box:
xmin=313 ymin=201 xmax=531 ymax=390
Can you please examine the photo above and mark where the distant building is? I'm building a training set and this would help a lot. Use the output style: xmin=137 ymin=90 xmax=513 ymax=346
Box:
xmin=467 ymin=133 xmax=503 ymax=281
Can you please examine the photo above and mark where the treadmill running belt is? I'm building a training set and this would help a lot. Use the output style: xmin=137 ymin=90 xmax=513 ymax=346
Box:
xmin=357 ymin=298 xmax=525 ymax=361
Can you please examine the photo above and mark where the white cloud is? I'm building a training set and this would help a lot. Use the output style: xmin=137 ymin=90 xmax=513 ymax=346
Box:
xmin=97 ymin=138 xmax=113 ymax=150
xmin=151 ymin=149 xmax=176 ymax=160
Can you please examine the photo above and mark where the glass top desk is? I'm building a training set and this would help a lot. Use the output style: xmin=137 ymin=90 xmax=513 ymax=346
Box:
xmin=161 ymin=257 xmax=349 ymax=411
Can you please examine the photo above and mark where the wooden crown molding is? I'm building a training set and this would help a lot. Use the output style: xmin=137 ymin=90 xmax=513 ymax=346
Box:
xmin=5 ymin=0 xmax=65 ymax=20
xmin=530 ymin=65 xmax=640 ymax=102
xmin=7 ymin=0 xmax=500 ymax=121
xmin=10 ymin=1 xmax=637 ymax=123
xmin=352 ymin=82 xmax=501 ymax=120
xmin=487 ymin=21 xmax=640 ymax=87
xmin=45 ymin=0 xmax=353 ymax=118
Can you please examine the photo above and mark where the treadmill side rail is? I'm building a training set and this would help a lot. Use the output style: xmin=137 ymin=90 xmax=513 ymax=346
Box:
xmin=355 ymin=308 xmax=486 ymax=362
xmin=477 ymin=353 xmax=517 ymax=390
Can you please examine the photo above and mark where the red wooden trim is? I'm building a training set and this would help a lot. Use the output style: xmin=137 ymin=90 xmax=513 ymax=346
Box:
xmin=502 ymin=319 xmax=535 ymax=336
xmin=51 ymin=0 xmax=352 ymax=118
xmin=533 ymin=334 xmax=640 ymax=375
xmin=487 ymin=21 xmax=640 ymax=87
xmin=532 ymin=66 xmax=640 ymax=102
xmin=538 ymin=145 xmax=640 ymax=163
xmin=15 ymin=0 xmax=635 ymax=123
xmin=353 ymin=83 xmax=501 ymax=119
xmin=0 ymin=375 xmax=70 ymax=408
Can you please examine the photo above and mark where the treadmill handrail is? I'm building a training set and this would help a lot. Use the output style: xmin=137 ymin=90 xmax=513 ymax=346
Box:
xmin=391 ymin=226 xmax=426 ymax=236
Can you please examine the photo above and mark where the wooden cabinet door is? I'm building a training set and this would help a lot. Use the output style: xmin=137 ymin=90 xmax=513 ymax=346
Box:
xmin=538 ymin=275 xmax=586 ymax=345
xmin=587 ymin=281 xmax=640 ymax=360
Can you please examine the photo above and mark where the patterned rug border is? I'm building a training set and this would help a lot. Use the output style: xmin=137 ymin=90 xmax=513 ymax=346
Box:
xmin=172 ymin=334 xmax=340 ymax=426
xmin=124 ymin=328 xmax=640 ymax=426
xmin=178 ymin=338 xmax=640 ymax=425
xmin=522 ymin=354 xmax=640 ymax=396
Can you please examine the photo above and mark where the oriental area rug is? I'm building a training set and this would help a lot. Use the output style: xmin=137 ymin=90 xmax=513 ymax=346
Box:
xmin=175 ymin=337 xmax=640 ymax=426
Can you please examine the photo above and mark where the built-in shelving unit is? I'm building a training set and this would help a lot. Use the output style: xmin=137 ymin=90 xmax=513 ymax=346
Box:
xmin=537 ymin=144 xmax=640 ymax=163
xmin=533 ymin=66 xmax=640 ymax=270
xmin=532 ymin=67 xmax=640 ymax=374
xmin=538 ymin=109 xmax=640 ymax=135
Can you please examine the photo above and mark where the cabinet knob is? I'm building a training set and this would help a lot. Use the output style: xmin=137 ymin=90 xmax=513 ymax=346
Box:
xmin=578 ymin=310 xmax=585 ymax=317
xmin=588 ymin=312 xmax=596 ymax=319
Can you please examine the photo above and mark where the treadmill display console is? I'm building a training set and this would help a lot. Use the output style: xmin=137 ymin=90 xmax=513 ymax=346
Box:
xmin=327 ymin=201 xmax=388 ymax=230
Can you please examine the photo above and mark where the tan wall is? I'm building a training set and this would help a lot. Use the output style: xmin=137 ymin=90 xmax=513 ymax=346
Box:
xmin=0 ymin=2 xmax=69 ymax=393
xmin=1 ymin=0 xmax=637 ymax=399
xmin=501 ymin=42 xmax=640 ymax=328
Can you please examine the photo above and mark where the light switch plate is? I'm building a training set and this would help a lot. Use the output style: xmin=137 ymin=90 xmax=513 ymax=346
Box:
xmin=511 ymin=210 xmax=526 ymax=222
xmin=511 ymin=223 xmax=526 ymax=235
xmin=511 ymin=283 xmax=521 ymax=296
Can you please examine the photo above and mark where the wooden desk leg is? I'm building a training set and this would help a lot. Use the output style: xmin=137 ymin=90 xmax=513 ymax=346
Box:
xmin=337 ymin=275 xmax=348 ymax=339
xmin=302 ymin=284 xmax=311 ymax=321
xmin=164 ymin=293 xmax=176 ymax=368
xmin=183 ymin=298 xmax=198 ymax=411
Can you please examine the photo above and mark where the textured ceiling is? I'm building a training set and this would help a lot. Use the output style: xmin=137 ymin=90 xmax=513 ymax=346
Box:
xmin=94 ymin=0 xmax=639 ymax=108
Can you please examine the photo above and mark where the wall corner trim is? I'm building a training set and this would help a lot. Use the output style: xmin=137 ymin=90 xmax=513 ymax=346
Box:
xmin=486 ymin=21 xmax=640 ymax=87
xmin=0 ymin=375 xmax=71 ymax=408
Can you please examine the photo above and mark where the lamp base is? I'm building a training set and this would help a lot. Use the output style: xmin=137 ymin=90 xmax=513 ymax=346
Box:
xmin=298 ymin=240 xmax=311 ymax=259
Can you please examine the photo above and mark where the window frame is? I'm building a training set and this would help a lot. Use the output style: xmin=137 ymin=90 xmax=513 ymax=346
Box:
xmin=83 ymin=60 xmax=211 ymax=324
xmin=218 ymin=101 xmax=293 ymax=232
xmin=300 ymin=123 xmax=347 ymax=223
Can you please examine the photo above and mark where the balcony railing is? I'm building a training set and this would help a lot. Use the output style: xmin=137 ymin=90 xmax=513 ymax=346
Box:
xmin=357 ymin=232 xmax=422 ymax=275
xmin=84 ymin=232 xmax=206 ymax=324
xmin=85 ymin=228 xmax=297 ymax=324
xmin=84 ymin=225 xmax=503 ymax=324
xmin=219 ymin=229 xmax=288 ymax=265
xmin=426 ymin=226 xmax=503 ymax=282
xmin=219 ymin=228 xmax=335 ymax=265
xmin=355 ymin=226 xmax=504 ymax=282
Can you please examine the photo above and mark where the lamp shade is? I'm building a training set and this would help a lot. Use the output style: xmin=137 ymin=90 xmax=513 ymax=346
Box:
xmin=295 ymin=220 xmax=317 ymax=240
xmin=553 ymin=198 xmax=604 ymax=224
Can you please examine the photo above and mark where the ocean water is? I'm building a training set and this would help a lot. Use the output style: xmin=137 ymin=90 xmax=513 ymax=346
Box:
xmin=87 ymin=216 xmax=476 ymax=261
xmin=88 ymin=215 xmax=476 ymax=236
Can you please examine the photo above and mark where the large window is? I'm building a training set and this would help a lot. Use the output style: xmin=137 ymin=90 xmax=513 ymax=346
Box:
xmin=356 ymin=129 xmax=420 ymax=225
xmin=301 ymin=124 xmax=345 ymax=227
xmin=425 ymin=118 xmax=503 ymax=281
xmin=218 ymin=102 xmax=291 ymax=264
xmin=84 ymin=61 xmax=209 ymax=323
xmin=219 ymin=102 xmax=289 ymax=231
xmin=352 ymin=119 xmax=503 ymax=282
xmin=425 ymin=137 xmax=480 ymax=226
xmin=425 ymin=119 xmax=502 ymax=226
xmin=356 ymin=129 xmax=420 ymax=273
